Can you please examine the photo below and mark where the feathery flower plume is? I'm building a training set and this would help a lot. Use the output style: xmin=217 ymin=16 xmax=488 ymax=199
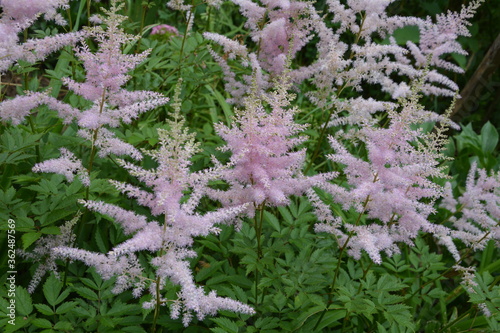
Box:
xmin=17 ymin=213 xmax=82 ymax=293
xmin=204 ymin=0 xmax=481 ymax=131
xmin=0 ymin=0 xmax=84 ymax=72
xmin=32 ymin=148 xmax=90 ymax=186
xmin=441 ymin=163 xmax=500 ymax=253
xmin=312 ymin=78 xmax=454 ymax=264
xmin=26 ymin=0 xmax=169 ymax=183
xmin=52 ymin=80 xmax=254 ymax=324
xmin=209 ymin=74 xmax=335 ymax=216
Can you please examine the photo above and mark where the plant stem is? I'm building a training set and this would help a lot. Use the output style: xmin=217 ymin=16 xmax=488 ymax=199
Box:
xmin=152 ymin=275 xmax=162 ymax=333
xmin=254 ymin=202 xmax=265 ymax=307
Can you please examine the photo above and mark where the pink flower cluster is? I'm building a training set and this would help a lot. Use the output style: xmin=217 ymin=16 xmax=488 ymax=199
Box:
xmin=151 ymin=24 xmax=179 ymax=36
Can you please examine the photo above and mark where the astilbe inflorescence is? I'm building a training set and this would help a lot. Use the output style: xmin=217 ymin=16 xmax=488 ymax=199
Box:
xmin=311 ymin=80 xmax=457 ymax=264
xmin=208 ymin=75 xmax=335 ymax=216
xmin=204 ymin=0 xmax=325 ymax=104
xmin=0 ymin=0 xmax=84 ymax=73
xmin=17 ymin=212 xmax=82 ymax=293
xmin=50 ymin=81 xmax=254 ymax=325
xmin=441 ymin=163 xmax=500 ymax=259
xmin=0 ymin=0 xmax=85 ymax=125
xmin=26 ymin=0 xmax=169 ymax=181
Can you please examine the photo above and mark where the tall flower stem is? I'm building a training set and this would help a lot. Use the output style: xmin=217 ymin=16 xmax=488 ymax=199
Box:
xmin=254 ymin=202 xmax=266 ymax=308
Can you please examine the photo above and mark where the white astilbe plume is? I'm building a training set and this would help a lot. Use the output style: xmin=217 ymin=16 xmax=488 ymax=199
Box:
xmin=17 ymin=212 xmax=82 ymax=293
xmin=52 ymin=80 xmax=254 ymax=325
xmin=441 ymin=163 xmax=500 ymax=252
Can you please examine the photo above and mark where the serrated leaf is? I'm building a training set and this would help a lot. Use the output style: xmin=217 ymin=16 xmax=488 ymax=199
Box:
xmin=100 ymin=315 xmax=116 ymax=328
xmin=21 ymin=232 xmax=42 ymax=250
xmin=73 ymin=286 xmax=99 ymax=301
xmin=15 ymin=286 xmax=32 ymax=316
xmin=70 ymin=306 xmax=92 ymax=318
xmin=35 ymin=303 xmax=55 ymax=316
xmin=32 ymin=318 xmax=53 ymax=329
xmin=210 ymin=317 xmax=239 ymax=333
xmin=264 ymin=211 xmax=281 ymax=232
xmin=42 ymin=209 xmax=73 ymax=226
xmin=106 ymin=301 xmax=140 ymax=317
xmin=80 ymin=277 xmax=99 ymax=290
xmin=198 ymin=239 xmax=222 ymax=252
xmin=56 ymin=301 xmax=79 ymax=314
xmin=54 ymin=321 xmax=73 ymax=330
xmin=273 ymin=291 xmax=287 ymax=311
xmin=55 ymin=288 xmax=70 ymax=305
xmin=43 ymin=274 xmax=62 ymax=306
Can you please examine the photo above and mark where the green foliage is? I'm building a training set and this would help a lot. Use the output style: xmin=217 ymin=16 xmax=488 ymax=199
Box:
xmin=1 ymin=0 xmax=499 ymax=332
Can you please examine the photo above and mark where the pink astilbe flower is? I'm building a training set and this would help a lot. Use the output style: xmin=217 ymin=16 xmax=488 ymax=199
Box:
xmin=441 ymin=163 xmax=500 ymax=252
xmin=204 ymin=0 xmax=325 ymax=103
xmin=52 ymin=82 xmax=254 ymax=325
xmin=17 ymin=213 xmax=81 ymax=293
xmin=58 ymin=2 xmax=169 ymax=130
xmin=77 ymin=128 xmax=142 ymax=160
xmin=9 ymin=0 xmax=169 ymax=160
xmin=0 ymin=0 xmax=84 ymax=72
xmin=0 ymin=92 xmax=80 ymax=125
xmin=32 ymin=148 xmax=90 ymax=186
xmin=210 ymin=76 xmax=335 ymax=216
xmin=312 ymin=84 xmax=454 ymax=264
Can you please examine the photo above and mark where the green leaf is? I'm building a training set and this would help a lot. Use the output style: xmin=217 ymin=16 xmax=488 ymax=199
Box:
xmin=273 ymin=291 xmax=287 ymax=311
xmin=56 ymin=301 xmax=79 ymax=314
xmin=32 ymin=318 xmax=53 ymax=329
xmin=54 ymin=321 xmax=73 ymax=330
xmin=481 ymin=121 xmax=499 ymax=154
xmin=106 ymin=301 xmax=141 ymax=317
xmin=15 ymin=286 xmax=32 ymax=316
xmin=21 ymin=232 xmax=42 ymax=250
xmin=41 ymin=226 xmax=60 ymax=235
xmin=264 ymin=211 xmax=281 ymax=232
xmin=73 ymin=286 xmax=99 ymax=301
xmin=43 ymin=274 xmax=63 ymax=307
xmin=210 ymin=317 xmax=239 ymax=333
xmin=204 ymin=85 xmax=233 ymax=125
xmin=34 ymin=303 xmax=55 ymax=316
xmin=314 ymin=310 xmax=346 ymax=331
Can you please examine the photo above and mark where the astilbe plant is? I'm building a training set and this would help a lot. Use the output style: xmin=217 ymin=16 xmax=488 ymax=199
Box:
xmin=50 ymin=82 xmax=254 ymax=326
xmin=6 ymin=0 xmax=500 ymax=331
xmin=27 ymin=0 xmax=169 ymax=182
